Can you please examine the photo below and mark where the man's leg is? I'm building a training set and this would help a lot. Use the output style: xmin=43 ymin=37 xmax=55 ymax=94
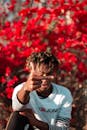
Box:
xmin=5 ymin=111 xmax=34 ymax=130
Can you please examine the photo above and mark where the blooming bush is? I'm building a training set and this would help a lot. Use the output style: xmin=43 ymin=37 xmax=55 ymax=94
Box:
xmin=0 ymin=0 xmax=87 ymax=129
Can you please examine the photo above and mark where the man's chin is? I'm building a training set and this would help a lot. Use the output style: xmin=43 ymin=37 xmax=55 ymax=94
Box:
xmin=41 ymin=85 xmax=50 ymax=90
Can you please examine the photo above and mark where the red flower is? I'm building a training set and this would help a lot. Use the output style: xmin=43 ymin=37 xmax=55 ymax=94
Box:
xmin=78 ymin=62 xmax=87 ymax=74
xmin=5 ymin=87 xmax=13 ymax=99
xmin=63 ymin=52 xmax=77 ymax=64
xmin=0 ymin=76 xmax=6 ymax=84
xmin=19 ymin=8 xmax=30 ymax=17
xmin=5 ymin=67 xmax=11 ymax=77
xmin=85 ymin=48 xmax=87 ymax=54
xmin=8 ymin=5 xmax=15 ymax=11
xmin=35 ymin=0 xmax=40 ymax=2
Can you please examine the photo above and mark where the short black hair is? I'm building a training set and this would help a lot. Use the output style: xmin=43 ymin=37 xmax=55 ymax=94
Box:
xmin=26 ymin=51 xmax=59 ymax=71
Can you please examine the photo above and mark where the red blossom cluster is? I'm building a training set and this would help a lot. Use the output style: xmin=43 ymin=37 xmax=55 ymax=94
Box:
xmin=0 ymin=0 xmax=87 ymax=101
xmin=0 ymin=0 xmax=87 ymax=129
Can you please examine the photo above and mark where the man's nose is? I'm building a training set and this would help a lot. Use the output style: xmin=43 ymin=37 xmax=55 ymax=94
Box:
xmin=41 ymin=74 xmax=48 ymax=83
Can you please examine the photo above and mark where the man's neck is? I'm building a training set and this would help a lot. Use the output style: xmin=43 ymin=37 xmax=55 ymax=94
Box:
xmin=36 ymin=85 xmax=53 ymax=98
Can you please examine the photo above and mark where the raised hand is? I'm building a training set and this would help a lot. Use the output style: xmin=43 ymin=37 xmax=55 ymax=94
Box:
xmin=24 ymin=72 xmax=54 ymax=92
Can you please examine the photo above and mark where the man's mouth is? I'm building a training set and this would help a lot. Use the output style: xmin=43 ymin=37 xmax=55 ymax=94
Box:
xmin=41 ymin=84 xmax=48 ymax=86
xmin=41 ymin=83 xmax=50 ymax=88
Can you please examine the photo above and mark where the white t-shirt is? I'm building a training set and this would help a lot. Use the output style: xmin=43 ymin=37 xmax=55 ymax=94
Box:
xmin=12 ymin=82 xmax=73 ymax=130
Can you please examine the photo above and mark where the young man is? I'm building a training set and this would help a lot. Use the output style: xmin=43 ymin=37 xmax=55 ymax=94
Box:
xmin=7 ymin=51 xmax=73 ymax=130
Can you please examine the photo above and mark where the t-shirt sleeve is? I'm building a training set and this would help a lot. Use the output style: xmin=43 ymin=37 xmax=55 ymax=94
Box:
xmin=12 ymin=83 xmax=31 ymax=111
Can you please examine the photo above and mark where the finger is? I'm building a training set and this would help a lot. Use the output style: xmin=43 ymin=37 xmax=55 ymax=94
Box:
xmin=30 ymin=62 xmax=36 ymax=72
xmin=20 ymin=109 xmax=33 ymax=112
xmin=32 ymin=80 xmax=42 ymax=84
xmin=33 ymin=75 xmax=55 ymax=80
xmin=28 ymin=84 xmax=41 ymax=91
xmin=41 ymin=75 xmax=54 ymax=80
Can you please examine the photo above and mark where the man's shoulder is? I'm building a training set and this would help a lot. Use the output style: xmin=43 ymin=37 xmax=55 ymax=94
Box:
xmin=52 ymin=82 xmax=72 ymax=95
xmin=52 ymin=83 xmax=73 ymax=102
xmin=13 ymin=82 xmax=25 ymax=91
xmin=16 ymin=82 xmax=25 ymax=87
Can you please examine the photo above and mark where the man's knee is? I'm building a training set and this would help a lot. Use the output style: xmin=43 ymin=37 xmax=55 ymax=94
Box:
xmin=5 ymin=111 xmax=30 ymax=130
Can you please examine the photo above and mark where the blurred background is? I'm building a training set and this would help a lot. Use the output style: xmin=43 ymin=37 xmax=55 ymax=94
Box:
xmin=0 ymin=0 xmax=87 ymax=130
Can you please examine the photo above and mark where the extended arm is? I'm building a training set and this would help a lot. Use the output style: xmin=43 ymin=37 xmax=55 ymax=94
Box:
xmin=19 ymin=109 xmax=49 ymax=130
xmin=20 ymin=110 xmax=70 ymax=130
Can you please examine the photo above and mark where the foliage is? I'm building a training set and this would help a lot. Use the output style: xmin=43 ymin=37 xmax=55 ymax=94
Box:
xmin=0 ymin=0 xmax=87 ymax=129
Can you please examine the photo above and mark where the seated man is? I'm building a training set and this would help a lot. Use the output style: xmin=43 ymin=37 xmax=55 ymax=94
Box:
xmin=6 ymin=51 xmax=73 ymax=130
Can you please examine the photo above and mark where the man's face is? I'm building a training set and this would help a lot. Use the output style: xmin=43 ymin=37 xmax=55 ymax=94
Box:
xmin=30 ymin=63 xmax=57 ymax=92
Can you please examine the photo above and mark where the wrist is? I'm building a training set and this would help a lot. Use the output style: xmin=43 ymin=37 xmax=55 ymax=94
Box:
xmin=34 ymin=120 xmax=49 ymax=130
xmin=16 ymin=84 xmax=30 ymax=105
xmin=23 ymin=82 xmax=30 ymax=94
xmin=23 ymin=86 xmax=30 ymax=94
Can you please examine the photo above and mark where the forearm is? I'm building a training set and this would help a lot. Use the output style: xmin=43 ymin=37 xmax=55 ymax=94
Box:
xmin=36 ymin=120 xmax=49 ymax=130
xmin=12 ymin=82 xmax=30 ymax=111
xmin=29 ymin=120 xmax=49 ymax=130
xmin=49 ymin=126 xmax=69 ymax=130
xmin=49 ymin=119 xmax=70 ymax=130
xmin=20 ymin=111 xmax=49 ymax=130
xmin=17 ymin=83 xmax=30 ymax=104
xmin=31 ymin=120 xmax=69 ymax=130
